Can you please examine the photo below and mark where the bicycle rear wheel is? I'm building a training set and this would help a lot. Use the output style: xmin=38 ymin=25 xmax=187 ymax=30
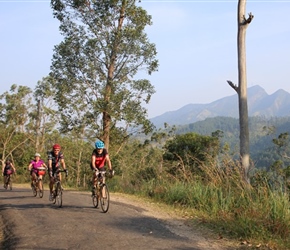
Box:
xmin=38 ymin=180 xmax=44 ymax=198
xmin=56 ymin=182 xmax=62 ymax=207
xmin=100 ymin=184 xmax=109 ymax=213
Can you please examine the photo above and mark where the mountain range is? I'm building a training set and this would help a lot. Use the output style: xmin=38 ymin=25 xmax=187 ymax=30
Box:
xmin=150 ymin=85 xmax=290 ymax=128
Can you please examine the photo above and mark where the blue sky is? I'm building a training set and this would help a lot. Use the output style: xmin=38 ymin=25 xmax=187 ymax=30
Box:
xmin=1 ymin=1 xmax=289 ymax=118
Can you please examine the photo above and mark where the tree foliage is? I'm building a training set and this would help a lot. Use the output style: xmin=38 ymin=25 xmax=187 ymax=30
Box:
xmin=50 ymin=0 xmax=158 ymax=150
xmin=163 ymin=132 xmax=219 ymax=166
xmin=0 ymin=85 xmax=34 ymax=167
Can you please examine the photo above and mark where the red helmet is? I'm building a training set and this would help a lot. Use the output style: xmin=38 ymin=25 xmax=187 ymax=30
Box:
xmin=53 ymin=144 xmax=61 ymax=150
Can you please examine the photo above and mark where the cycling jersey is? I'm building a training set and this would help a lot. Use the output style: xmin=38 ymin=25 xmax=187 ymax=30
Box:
xmin=48 ymin=151 xmax=64 ymax=172
xmin=92 ymin=148 xmax=108 ymax=170
xmin=30 ymin=160 xmax=45 ymax=174
xmin=3 ymin=164 xmax=13 ymax=176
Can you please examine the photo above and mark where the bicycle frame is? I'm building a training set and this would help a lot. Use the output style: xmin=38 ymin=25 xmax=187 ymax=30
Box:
xmin=51 ymin=169 xmax=66 ymax=208
xmin=92 ymin=169 xmax=110 ymax=213
xmin=32 ymin=177 xmax=44 ymax=198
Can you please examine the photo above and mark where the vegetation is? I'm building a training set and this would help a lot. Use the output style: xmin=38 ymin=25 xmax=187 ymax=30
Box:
xmin=1 ymin=87 xmax=289 ymax=249
xmin=175 ymin=116 xmax=290 ymax=170
xmin=1 ymin=2 xmax=289 ymax=249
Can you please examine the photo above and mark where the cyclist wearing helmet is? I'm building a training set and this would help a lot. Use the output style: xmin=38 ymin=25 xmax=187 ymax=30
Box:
xmin=91 ymin=140 xmax=113 ymax=194
xmin=28 ymin=153 xmax=47 ymax=190
xmin=2 ymin=159 xmax=16 ymax=188
xmin=48 ymin=144 xmax=67 ymax=200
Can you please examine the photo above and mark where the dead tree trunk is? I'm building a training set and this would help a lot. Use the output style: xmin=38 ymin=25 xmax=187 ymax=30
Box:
xmin=227 ymin=0 xmax=254 ymax=184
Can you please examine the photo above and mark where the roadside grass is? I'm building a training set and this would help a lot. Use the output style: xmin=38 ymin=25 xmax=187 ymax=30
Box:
xmin=111 ymin=163 xmax=290 ymax=250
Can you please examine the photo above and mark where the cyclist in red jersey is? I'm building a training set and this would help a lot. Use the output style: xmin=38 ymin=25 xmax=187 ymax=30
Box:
xmin=91 ymin=140 xmax=113 ymax=193
xmin=48 ymin=144 xmax=67 ymax=200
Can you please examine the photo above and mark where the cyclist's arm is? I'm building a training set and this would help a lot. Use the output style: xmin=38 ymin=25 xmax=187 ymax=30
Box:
xmin=11 ymin=163 xmax=16 ymax=172
xmin=48 ymin=159 xmax=52 ymax=171
xmin=91 ymin=155 xmax=97 ymax=170
xmin=41 ymin=162 xmax=47 ymax=169
xmin=60 ymin=158 xmax=67 ymax=170
xmin=28 ymin=163 xmax=33 ymax=171
xmin=105 ymin=155 xmax=112 ymax=171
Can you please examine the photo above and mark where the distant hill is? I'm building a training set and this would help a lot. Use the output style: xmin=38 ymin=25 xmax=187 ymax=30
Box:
xmin=173 ymin=116 xmax=290 ymax=169
xmin=150 ymin=85 xmax=290 ymax=129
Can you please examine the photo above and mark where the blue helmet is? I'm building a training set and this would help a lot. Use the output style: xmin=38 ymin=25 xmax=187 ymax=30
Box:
xmin=95 ymin=140 xmax=105 ymax=149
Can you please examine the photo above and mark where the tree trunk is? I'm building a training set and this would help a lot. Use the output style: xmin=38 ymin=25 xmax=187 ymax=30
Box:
xmin=35 ymin=98 xmax=41 ymax=152
xmin=238 ymin=0 xmax=254 ymax=184
xmin=102 ymin=3 xmax=126 ymax=151
xmin=228 ymin=1 xmax=253 ymax=184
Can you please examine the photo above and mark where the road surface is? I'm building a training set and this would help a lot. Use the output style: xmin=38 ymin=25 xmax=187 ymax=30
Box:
xmin=0 ymin=185 xmax=237 ymax=250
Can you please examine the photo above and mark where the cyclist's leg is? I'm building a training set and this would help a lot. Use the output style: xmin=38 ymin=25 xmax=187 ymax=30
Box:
xmin=31 ymin=172 xmax=37 ymax=187
xmin=49 ymin=174 xmax=54 ymax=194
xmin=58 ymin=169 xmax=62 ymax=182
xmin=91 ymin=172 xmax=97 ymax=194
xmin=3 ymin=174 xmax=7 ymax=187
xmin=102 ymin=176 xmax=106 ymax=198
xmin=38 ymin=174 xmax=43 ymax=190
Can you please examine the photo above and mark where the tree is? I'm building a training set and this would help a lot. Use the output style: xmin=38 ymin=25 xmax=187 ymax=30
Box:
xmin=50 ymin=0 xmax=158 ymax=150
xmin=227 ymin=0 xmax=253 ymax=184
xmin=0 ymin=85 xmax=34 ymax=167
xmin=26 ymin=76 xmax=61 ymax=153
xmin=163 ymin=133 xmax=219 ymax=167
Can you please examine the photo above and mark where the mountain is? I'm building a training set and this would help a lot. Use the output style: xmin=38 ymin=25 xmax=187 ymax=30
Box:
xmin=150 ymin=85 xmax=290 ymax=128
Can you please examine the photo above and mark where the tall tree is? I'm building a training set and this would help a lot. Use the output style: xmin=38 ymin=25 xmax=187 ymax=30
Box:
xmin=29 ymin=76 xmax=61 ymax=153
xmin=50 ymin=0 xmax=158 ymax=150
xmin=0 ymin=85 xmax=34 ymax=167
xmin=227 ymin=0 xmax=253 ymax=184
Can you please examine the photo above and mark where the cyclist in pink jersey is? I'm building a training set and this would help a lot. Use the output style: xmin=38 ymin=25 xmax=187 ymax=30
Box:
xmin=28 ymin=153 xmax=47 ymax=188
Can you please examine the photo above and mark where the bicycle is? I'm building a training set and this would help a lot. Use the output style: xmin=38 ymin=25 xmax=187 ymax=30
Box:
xmin=3 ymin=170 xmax=13 ymax=190
xmin=50 ymin=169 xmax=68 ymax=208
xmin=31 ymin=167 xmax=46 ymax=198
xmin=92 ymin=169 xmax=110 ymax=213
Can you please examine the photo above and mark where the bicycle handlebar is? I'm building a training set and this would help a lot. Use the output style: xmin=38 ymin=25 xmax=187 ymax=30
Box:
xmin=51 ymin=169 xmax=68 ymax=178
xmin=94 ymin=169 xmax=106 ymax=173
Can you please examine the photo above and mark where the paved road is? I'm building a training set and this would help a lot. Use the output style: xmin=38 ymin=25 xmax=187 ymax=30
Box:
xmin=0 ymin=185 xmax=234 ymax=250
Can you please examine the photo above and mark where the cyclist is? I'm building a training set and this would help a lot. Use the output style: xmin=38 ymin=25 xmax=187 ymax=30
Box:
xmin=48 ymin=144 xmax=68 ymax=200
xmin=2 ymin=159 xmax=16 ymax=188
xmin=91 ymin=140 xmax=113 ymax=195
xmin=28 ymin=153 xmax=47 ymax=190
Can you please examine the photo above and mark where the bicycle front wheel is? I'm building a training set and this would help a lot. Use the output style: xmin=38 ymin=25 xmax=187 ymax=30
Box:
xmin=56 ymin=182 xmax=62 ymax=208
xmin=38 ymin=180 xmax=44 ymax=198
xmin=9 ymin=178 xmax=12 ymax=190
xmin=32 ymin=182 xmax=37 ymax=197
xmin=100 ymin=184 xmax=109 ymax=213
xmin=92 ymin=194 xmax=99 ymax=208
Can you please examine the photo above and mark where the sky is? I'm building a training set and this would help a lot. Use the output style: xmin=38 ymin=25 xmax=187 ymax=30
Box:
xmin=0 ymin=1 xmax=290 ymax=119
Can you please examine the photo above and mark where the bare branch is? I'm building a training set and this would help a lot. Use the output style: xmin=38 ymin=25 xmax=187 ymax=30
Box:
xmin=243 ymin=12 xmax=254 ymax=24
xmin=227 ymin=80 xmax=238 ymax=93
